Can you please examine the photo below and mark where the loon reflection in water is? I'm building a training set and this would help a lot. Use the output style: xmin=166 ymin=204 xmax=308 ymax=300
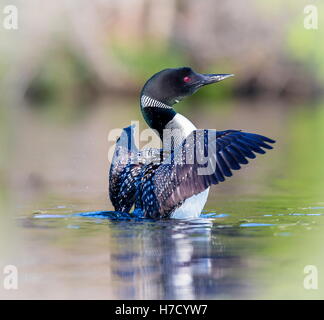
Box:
xmin=109 ymin=67 xmax=275 ymax=219
xmin=108 ymin=218 xmax=245 ymax=299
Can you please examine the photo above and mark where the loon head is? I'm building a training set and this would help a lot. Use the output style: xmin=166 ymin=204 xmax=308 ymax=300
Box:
xmin=140 ymin=67 xmax=233 ymax=138
xmin=141 ymin=67 xmax=233 ymax=106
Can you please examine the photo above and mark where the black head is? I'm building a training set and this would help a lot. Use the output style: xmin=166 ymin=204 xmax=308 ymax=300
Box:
xmin=141 ymin=67 xmax=233 ymax=105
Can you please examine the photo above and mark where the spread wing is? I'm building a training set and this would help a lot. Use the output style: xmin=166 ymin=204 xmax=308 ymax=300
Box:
xmin=146 ymin=129 xmax=275 ymax=217
xmin=109 ymin=125 xmax=163 ymax=212
xmin=109 ymin=125 xmax=141 ymax=212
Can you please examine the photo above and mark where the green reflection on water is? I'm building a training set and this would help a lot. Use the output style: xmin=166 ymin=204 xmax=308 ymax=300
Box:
xmin=5 ymin=100 xmax=324 ymax=299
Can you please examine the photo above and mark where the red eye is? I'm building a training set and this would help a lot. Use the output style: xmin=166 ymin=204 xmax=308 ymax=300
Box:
xmin=183 ymin=76 xmax=191 ymax=83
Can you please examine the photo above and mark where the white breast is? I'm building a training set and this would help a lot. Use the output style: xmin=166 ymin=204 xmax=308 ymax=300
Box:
xmin=170 ymin=188 xmax=210 ymax=219
xmin=163 ymin=113 xmax=197 ymax=150
xmin=166 ymin=113 xmax=196 ymax=137
xmin=164 ymin=113 xmax=210 ymax=219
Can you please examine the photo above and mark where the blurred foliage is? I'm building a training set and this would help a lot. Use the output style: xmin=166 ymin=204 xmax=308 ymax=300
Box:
xmin=25 ymin=43 xmax=99 ymax=121
xmin=287 ymin=2 xmax=324 ymax=82
xmin=110 ymin=40 xmax=235 ymax=105
xmin=7 ymin=0 xmax=322 ymax=115
xmin=110 ymin=40 xmax=187 ymax=81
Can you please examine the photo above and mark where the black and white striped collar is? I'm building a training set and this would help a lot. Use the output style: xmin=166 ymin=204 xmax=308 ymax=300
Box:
xmin=141 ymin=95 xmax=172 ymax=109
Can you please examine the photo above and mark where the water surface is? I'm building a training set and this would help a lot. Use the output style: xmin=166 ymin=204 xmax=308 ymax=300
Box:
xmin=2 ymin=100 xmax=324 ymax=299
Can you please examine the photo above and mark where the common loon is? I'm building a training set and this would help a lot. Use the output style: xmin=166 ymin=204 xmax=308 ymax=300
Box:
xmin=109 ymin=67 xmax=275 ymax=219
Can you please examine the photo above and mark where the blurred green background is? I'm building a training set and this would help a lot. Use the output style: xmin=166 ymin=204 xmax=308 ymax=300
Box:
xmin=0 ymin=0 xmax=324 ymax=299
